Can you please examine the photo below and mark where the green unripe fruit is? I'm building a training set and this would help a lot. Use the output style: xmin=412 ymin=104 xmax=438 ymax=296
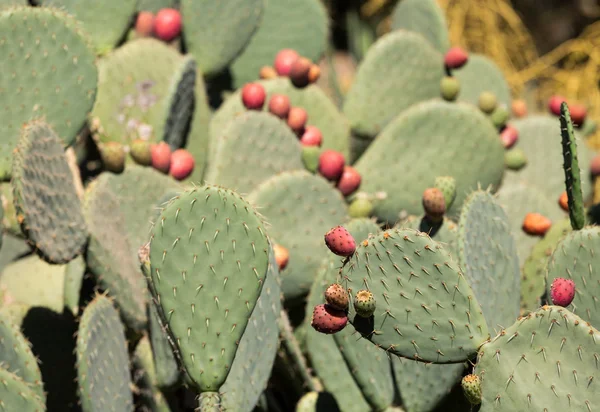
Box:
xmin=440 ymin=76 xmax=460 ymax=101
xmin=504 ymin=148 xmax=527 ymax=170
xmin=302 ymin=146 xmax=320 ymax=173
xmin=99 ymin=142 xmax=126 ymax=173
xmin=478 ymin=91 xmax=498 ymax=114
xmin=348 ymin=197 xmax=374 ymax=218
xmin=490 ymin=105 xmax=510 ymax=129
xmin=434 ymin=176 xmax=456 ymax=210
xmin=461 ymin=374 xmax=482 ymax=405
xmin=353 ymin=289 xmax=376 ymax=317
xmin=129 ymin=139 xmax=152 ymax=166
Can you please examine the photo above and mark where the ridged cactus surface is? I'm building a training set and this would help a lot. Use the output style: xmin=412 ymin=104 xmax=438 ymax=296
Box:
xmin=0 ymin=367 xmax=45 ymax=411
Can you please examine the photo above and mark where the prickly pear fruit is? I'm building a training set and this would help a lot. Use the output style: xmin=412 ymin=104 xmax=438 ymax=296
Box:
xmin=273 ymin=244 xmax=289 ymax=271
xmin=461 ymin=374 xmax=482 ymax=405
xmin=300 ymin=126 xmax=322 ymax=147
xmin=154 ymin=8 xmax=181 ymax=42
xmin=308 ymin=64 xmax=321 ymax=84
xmin=151 ymin=142 xmax=171 ymax=173
xmin=422 ymin=188 xmax=446 ymax=223
xmin=444 ymin=47 xmax=469 ymax=69
xmin=129 ymin=139 xmax=152 ymax=166
xmin=522 ymin=212 xmax=552 ymax=236
xmin=99 ymin=142 xmax=126 ymax=174
xmin=318 ymin=150 xmax=345 ymax=182
xmin=478 ymin=91 xmax=498 ymax=114
xmin=302 ymin=146 xmax=320 ymax=173
xmin=511 ymin=99 xmax=527 ymax=118
xmin=259 ymin=66 xmax=278 ymax=80
xmin=242 ymin=83 xmax=266 ymax=110
xmin=490 ymin=105 xmax=509 ymax=129
xmin=550 ymin=277 xmax=575 ymax=307
xmin=268 ymin=94 xmax=291 ymax=119
xmin=169 ymin=149 xmax=195 ymax=180
xmin=548 ymin=95 xmax=567 ymax=116
xmin=591 ymin=155 xmax=600 ymax=177
xmin=324 ymin=226 xmax=356 ymax=257
xmin=289 ymin=57 xmax=312 ymax=88
xmin=324 ymin=283 xmax=349 ymax=311
xmin=287 ymin=107 xmax=308 ymax=135
xmin=434 ymin=176 xmax=456 ymax=210
xmin=504 ymin=148 xmax=527 ymax=170
xmin=569 ymin=103 xmax=587 ymax=126
xmin=135 ymin=12 xmax=154 ymax=37
xmin=274 ymin=49 xmax=300 ymax=76
xmin=500 ymin=125 xmax=519 ymax=149
xmin=353 ymin=289 xmax=376 ymax=318
xmin=348 ymin=197 xmax=373 ymax=218
xmin=311 ymin=303 xmax=348 ymax=334
xmin=558 ymin=191 xmax=569 ymax=212
xmin=336 ymin=166 xmax=361 ymax=196
xmin=440 ymin=76 xmax=460 ymax=101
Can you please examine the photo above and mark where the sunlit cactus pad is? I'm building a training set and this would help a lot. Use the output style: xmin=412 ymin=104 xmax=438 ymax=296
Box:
xmin=390 ymin=0 xmax=450 ymax=53
xmin=0 ymin=6 xmax=98 ymax=180
xmin=454 ymin=54 xmax=512 ymax=109
xmin=0 ymin=367 xmax=45 ymax=411
xmin=11 ymin=120 xmax=88 ymax=264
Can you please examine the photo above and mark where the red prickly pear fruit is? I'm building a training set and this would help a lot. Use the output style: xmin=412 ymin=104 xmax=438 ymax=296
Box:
xmin=274 ymin=49 xmax=300 ymax=76
xmin=511 ymin=99 xmax=527 ymax=118
xmin=548 ymin=95 xmax=567 ymax=116
xmin=336 ymin=166 xmax=361 ymax=196
xmin=522 ymin=212 xmax=551 ymax=236
xmin=550 ymin=277 xmax=575 ymax=307
xmin=129 ymin=139 xmax=152 ymax=166
xmin=259 ymin=66 xmax=278 ymax=80
xmin=241 ymin=83 xmax=266 ymax=111
xmin=569 ymin=103 xmax=587 ymax=126
xmin=591 ymin=154 xmax=600 ymax=177
xmin=308 ymin=64 xmax=321 ymax=84
xmin=300 ymin=125 xmax=323 ymax=147
xmin=289 ymin=57 xmax=312 ymax=88
xmin=324 ymin=226 xmax=356 ymax=257
xmin=169 ymin=149 xmax=195 ymax=180
xmin=99 ymin=142 xmax=126 ymax=174
xmin=153 ymin=8 xmax=181 ymax=42
xmin=311 ymin=303 xmax=348 ymax=334
xmin=444 ymin=47 xmax=469 ymax=69
xmin=558 ymin=191 xmax=569 ymax=212
xmin=273 ymin=244 xmax=289 ymax=271
xmin=324 ymin=283 xmax=349 ymax=311
xmin=268 ymin=94 xmax=291 ymax=119
xmin=354 ymin=289 xmax=376 ymax=318
xmin=422 ymin=188 xmax=446 ymax=223
xmin=287 ymin=107 xmax=308 ymax=135
xmin=461 ymin=374 xmax=482 ymax=405
xmin=135 ymin=12 xmax=154 ymax=37
xmin=318 ymin=150 xmax=345 ymax=181
xmin=151 ymin=142 xmax=171 ymax=174
xmin=500 ymin=125 xmax=519 ymax=149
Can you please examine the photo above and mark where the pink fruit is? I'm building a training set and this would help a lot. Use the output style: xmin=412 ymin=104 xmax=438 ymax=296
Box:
xmin=444 ymin=47 xmax=469 ymax=69
xmin=241 ymin=83 xmax=266 ymax=110
xmin=287 ymin=107 xmax=308 ymax=134
xmin=569 ymin=103 xmax=587 ymax=126
xmin=151 ymin=142 xmax=171 ymax=173
xmin=268 ymin=94 xmax=291 ymax=119
xmin=550 ymin=277 xmax=575 ymax=307
xmin=336 ymin=166 xmax=361 ymax=196
xmin=289 ymin=57 xmax=312 ymax=88
xmin=318 ymin=150 xmax=345 ymax=181
xmin=273 ymin=49 xmax=300 ymax=76
xmin=500 ymin=125 xmax=519 ymax=149
xmin=422 ymin=188 xmax=446 ymax=223
xmin=591 ymin=154 xmax=600 ymax=177
xmin=324 ymin=226 xmax=356 ymax=257
xmin=324 ymin=283 xmax=349 ymax=311
xmin=311 ymin=304 xmax=348 ymax=334
xmin=135 ymin=11 xmax=154 ymax=37
xmin=548 ymin=95 xmax=566 ymax=116
xmin=300 ymin=126 xmax=322 ymax=147
xmin=154 ymin=8 xmax=181 ymax=42
xmin=169 ymin=149 xmax=195 ymax=180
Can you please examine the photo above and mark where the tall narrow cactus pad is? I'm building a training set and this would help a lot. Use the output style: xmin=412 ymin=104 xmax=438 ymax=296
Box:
xmin=560 ymin=102 xmax=585 ymax=230
xmin=0 ymin=367 xmax=45 ymax=411
xmin=0 ymin=6 xmax=98 ymax=181
xmin=390 ymin=0 xmax=450 ymax=53
xmin=76 ymin=295 xmax=134 ymax=412
xmin=204 ymin=111 xmax=303 ymax=194
xmin=248 ymin=171 xmax=348 ymax=301
xmin=354 ymin=100 xmax=504 ymax=222
xmin=64 ymin=255 xmax=86 ymax=316
xmin=11 ymin=121 xmax=88 ymax=264
xmin=457 ymin=190 xmax=520 ymax=334
xmin=148 ymin=303 xmax=180 ymax=389
xmin=181 ymin=0 xmax=264 ymax=76
xmin=546 ymin=227 xmax=600 ymax=328
xmin=229 ymin=0 xmax=328 ymax=88
xmin=473 ymin=306 xmax=600 ymax=411
xmin=148 ymin=186 xmax=270 ymax=392
xmin=454 ymin=54 xmax=512 ymax=109
xmin=341 ymin=228 xmax=489 ymax=362
xmin=343 ymin=31 xmax=444 ymax=140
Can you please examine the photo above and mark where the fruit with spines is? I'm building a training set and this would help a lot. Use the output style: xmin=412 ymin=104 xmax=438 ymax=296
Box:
xmin=99 ymin=142 xmax=126 ymax=174
xmin=444 ymin=47 xmax=469 ymax=69
xmin=311 ymin=304 xmax=348 ymax=334
xmin=550 ymin=277 xmax=575 ymax=307
xmin=129 ymin=139 xmax=152 ymax=166
xmin=318 ymin=150 xmax=345 ymax=181
xmin=511 ymin=99 xmax=527 ymax=117
xmin=324 ymin=226 xmax=356 ymax=257
xmin=422 ymin=188 xmax=446 ymax=223
xmin=300 ymin=126 xmax=323 ymax=147
xmin=478 ymin=91 xmax=497 ymax=114
xmin=461 ymin=374 xmax=481 ymax=405
xmin=268 ymin=94 xmax=291 ymax=119
xmin=287 ymin=107 xmax=308 ymax=135
xmin=153 ymin=8 xmax=181 ymax=41
xmin=308 ymin=64 xmax=321 ymax=84
xmin=135 ymin=11 xmax=154 ymax=37
xmin=500 ymin=125 xmax=518 ymax=149
xmin=591 ymin=154 xmax=600 ymax=177
xmin=433 ymin=176 xmax=457 ymax=210
xmin=290 ymin=57 xmax=312 ymax=88
xmin=348 ymin=197 xmax=374 ymax=218
xmin=569 ymin=103 xmax=587 ymax=126
xmin=522 ymin=212 xmax=551 ymax=236
xmin=151 ymin=142 xmax=171 ymax=173
xmin=490 ymin=105 xmax=509 ymax=129
xmin=504 ymin=148 xmax=527 ymax=170
xmin=559 ymin=191 xmax=569 ymax=211
xmin=302 ymin=146 xmax=320 ymax=173
xmin=274 ymin=244 xmax=289 ymax=271
xmin=548 ymin=95 xmax=566 ymax=115
xmin=259 ymin=66 xmax=277 ymax=80
xmin=169 ymin=149 xmax=194 ymax=180
xmin=274 ymin=49 xmax=300 ymax=76
xmin=336 ymin=166 xmax=361 ymax=196
xmin=353 ymin=290 xmax=376 ymax=318
xmin=324 ymin=283 xmax=349 ymax=311
xmin=440 ymin=76 xmax=460 ymax=101
xmin=242 ymin=83 xmax=266 ymax=110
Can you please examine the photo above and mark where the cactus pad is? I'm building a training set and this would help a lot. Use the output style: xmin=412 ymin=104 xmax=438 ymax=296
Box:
xmin=204 ymin=111 xmax=303 ymax=194
xmin=340 ymin=228 xmax=489 ymax=363
xmin=148 ymin=186 xmax=270 ymax=392
xmin=64 ymin=255 xmax=86 ymax=316
xmin=454 ymin=54 xmax=512 ymax=110
xmin=11 ymin=120 xmax=88 ymax=264
xmin=148 ymin=302 xmax=180 ymax=389
xmin=354 ymin=100 xmax=504 ymax=222
xmin=0 ymin=367 xmax=45 ymax=411
xmin=76 ymin=295 xmax=134 ymax=412
xmin=473 ymin=306 xmax=600 ymax=411
xmin=396 ymin=215 xmax=459 ymax=257
xmin=390 ymin=0 xmax=450 ymax=53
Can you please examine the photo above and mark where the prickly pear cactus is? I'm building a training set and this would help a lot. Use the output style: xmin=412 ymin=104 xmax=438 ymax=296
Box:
xmin=64 ymin=255 xmax=86 ymax=316
xmin=390 ymin=0 xmax=450 ymax=53
xmin=131 ymin=336 xmax=173 ymax=412
xmin=396 ymin=215 xmax=459 ymax=257
xmin=0 ymin=367 xmax=45 ymax=411
xmin=148 ymin=303 xmax=180 ymax=389
xmin=454 ymin=54 xmax=512 ymax=109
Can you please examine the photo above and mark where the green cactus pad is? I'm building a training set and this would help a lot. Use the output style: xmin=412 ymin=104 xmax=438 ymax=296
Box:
xmin=0 ymin=367 xmax=45 ymax=411
xmin=474 ymin=305 xmax=600 ymax=411
xmin=1 ymin=182 xmax=22 ymax=238
xmin=211 ymin=78 xmax=349 ymax=157
xmin=76 ymin=295 xmax=134 ymax=412
xmin=392 ymin=356 xmax=464 ymax=412
xmin=11 ymin=120 xmax=88 ymax=265
xmin=131 ymin=336 xmax=173 ymax=412
xmin=64 ymin=255 xmax=86 ymax=316
xmin=0 ymin=6 xmax=98 ymax=181
xmin=248 ymin=171 xmax=348 ymax=301
xmin=343 ymin=31 xmax=444 ymax=139
xmin=396 ymin=215 xmax=459 ymax=257
xmin=90 ymin=39 xmax=196 ymax=148
xmin=0 ymin=0 xmax=28 ymax=9
xmin=390 ymin=0 xmax=450 ymax=53
xmin=181 ymin=0 xmax=263 ymax=76
xmin=453 ymin=54 xmax=512 ymax=110
xmin=204 ymin=111 xmax=303 ymax=194
xmin=354 ymin=100 xmax=504 ymax=223
xmin=229 ymin=0 xmax=328 ymax=88
xmin=148 ymin=186 xmax=270 ymax=392
xmin=148 ymin=303 xmax=180 ymax=389
xmin=341 ymin=228 xmax=489 ymax=362
xmin=457 ymin=190 xmax=520 ymax=334
xmin=137 ymin=0 xmax=175 ymax=12
xmin=560 ymin=103 xmax=586 ymax=229
xmin=220 ymin=252 xmax=281 ymax=412
xmin=37 ymin=0 xmax=137 ymax=54
xmin=546 ymin=227 xmax=600 ymax=326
